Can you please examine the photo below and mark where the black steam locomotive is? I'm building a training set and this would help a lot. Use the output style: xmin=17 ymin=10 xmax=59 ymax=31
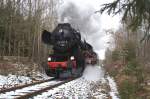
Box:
xmin=42 ymin=23 xmax=97 ymax=78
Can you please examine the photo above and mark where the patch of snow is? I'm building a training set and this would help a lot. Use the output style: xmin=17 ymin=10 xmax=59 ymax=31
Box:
xmin=107 ymin=76 xmax=120 ymax=99
xmin=34 ymin=77 xmax=109 ymax=99
xmin=0 ymin=65 xmax=120 ymax=99
xmin=33 ymin=72 xmax=52 ymax=80
xmin=0 ymin=74 xmax=32 ymax=89
xmin=0 ymin=72 xmax=52 ymax=90
xmin=0 ymin=80 xmax=61 ymax=98
xmin=33 ymin=65 xmax=111 ymax=99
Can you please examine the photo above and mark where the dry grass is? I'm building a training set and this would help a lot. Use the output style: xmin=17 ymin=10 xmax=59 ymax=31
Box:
xmin=0 ymin=56 xmax=42 ymax=77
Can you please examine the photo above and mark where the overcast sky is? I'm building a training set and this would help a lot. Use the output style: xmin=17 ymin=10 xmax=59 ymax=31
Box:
xmin=58 ymin=0 xmax=121 ymax=59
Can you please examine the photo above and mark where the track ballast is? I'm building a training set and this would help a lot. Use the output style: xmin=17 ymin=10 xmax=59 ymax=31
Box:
xmin=0 ymin=77 xmax=78 ymax=99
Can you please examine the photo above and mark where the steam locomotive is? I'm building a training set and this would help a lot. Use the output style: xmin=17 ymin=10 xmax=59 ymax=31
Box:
xmin=42 ymin=23 xmax=97 ymax=78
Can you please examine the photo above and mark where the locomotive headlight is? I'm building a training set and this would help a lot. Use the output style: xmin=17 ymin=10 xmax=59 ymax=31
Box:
xmin=70 ymin=56 xmax=75 ymax=60
xmin=48 ymin=57 xmax=51 ymax=61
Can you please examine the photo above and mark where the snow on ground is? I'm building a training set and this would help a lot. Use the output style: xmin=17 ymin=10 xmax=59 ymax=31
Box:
xmin=33 ymin=65 xmax=119 ymax=99
xmin=0 ymin=73 xmax=51 ymax=90
xmin=0 ymin=80 xmax=61 ymax=99
xmin=0 ymin=65 xmax=120 ymax=99
xmin=34 ymin=77 xmax=109 ymax=99
xmin=107 ymin=76 xmax=120 ymax=99
xmin=0 ymin=74 xmax=32 ymax=89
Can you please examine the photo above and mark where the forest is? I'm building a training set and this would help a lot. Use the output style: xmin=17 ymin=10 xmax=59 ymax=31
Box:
xmin=102 ymin=0 xmax=150 ymax=98
xmin=0 ymin=0 xmax=58 ymax=62
xmin=0 ymin=0 xmax=60 ymax=77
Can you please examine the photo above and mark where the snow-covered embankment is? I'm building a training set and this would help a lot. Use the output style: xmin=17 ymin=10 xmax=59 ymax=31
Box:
xmin=0 ymin=65 xmax=120 ymax=99
xmin=34 ymin=65 xmax=119 ymax=99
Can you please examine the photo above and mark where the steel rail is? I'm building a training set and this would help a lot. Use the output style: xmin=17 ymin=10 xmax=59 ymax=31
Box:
xmin=0 ymin=78 xmax=56 ymax=93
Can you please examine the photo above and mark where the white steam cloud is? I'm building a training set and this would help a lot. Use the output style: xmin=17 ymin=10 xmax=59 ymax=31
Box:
xmin=58 ymin=0 xmax=121 ymax=59
xmin=82 ymin=65 xmax=104 ymax=82
xmin=58 ymin=1 xmax=108 ymax=59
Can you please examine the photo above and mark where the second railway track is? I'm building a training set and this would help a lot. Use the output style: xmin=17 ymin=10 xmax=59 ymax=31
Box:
xmin=0 ymin=77 xmax=78 ymax=99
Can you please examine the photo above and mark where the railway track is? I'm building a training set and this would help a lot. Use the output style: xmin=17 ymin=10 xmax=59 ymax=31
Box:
xmin=0 ymin=77 xmax=77 ymax=99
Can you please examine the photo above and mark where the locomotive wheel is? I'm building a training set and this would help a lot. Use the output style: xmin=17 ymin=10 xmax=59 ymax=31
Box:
xmin=57 ymin=60 xmax=73 ymax=79
xmin=55 ymin=65 xmax=63 ymax=78
xmin=67 ymin=60 xmax=73 ymax=72
xmin=67 ymin=60 xmax=84 ymax=77
xmin=45 ymin=70 xmax=51 ymax=76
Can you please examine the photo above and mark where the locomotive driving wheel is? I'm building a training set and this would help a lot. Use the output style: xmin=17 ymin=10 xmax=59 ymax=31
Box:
xmin=55 ymin=65 xmax=62 ymax=78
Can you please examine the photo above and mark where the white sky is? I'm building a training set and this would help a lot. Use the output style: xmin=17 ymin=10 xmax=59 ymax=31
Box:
xmin=59 ymin=0 xmax=121 ymax=60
